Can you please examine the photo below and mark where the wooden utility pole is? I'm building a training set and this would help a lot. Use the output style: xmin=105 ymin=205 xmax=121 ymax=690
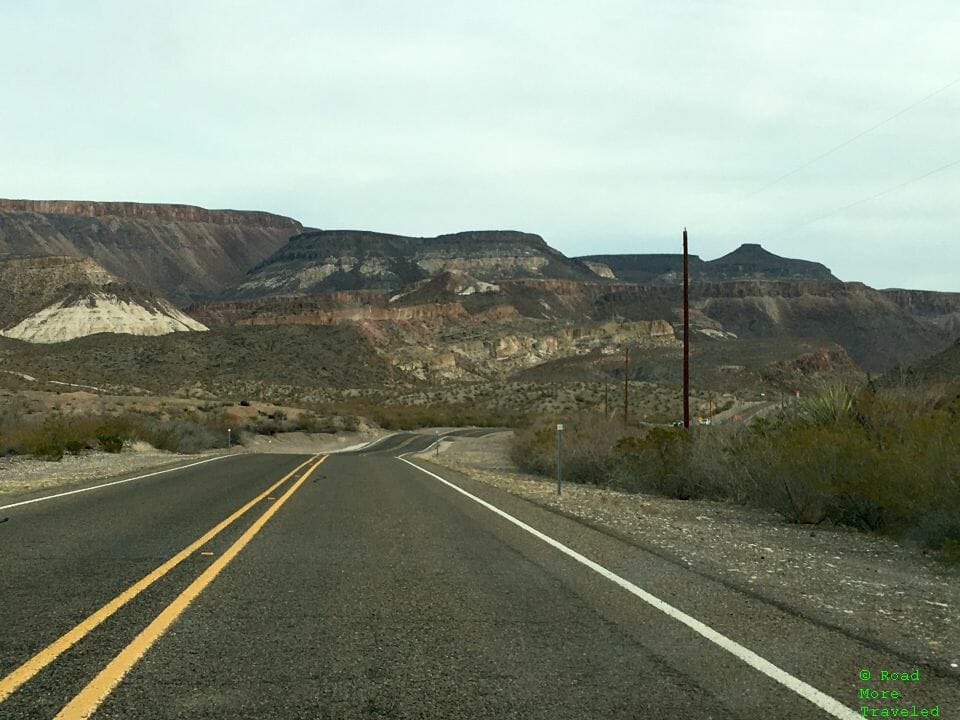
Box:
xmin=603 ymin=380 xmax=608 ymax=417
xmin=683 ymin=227 xmax=691 ymax=429
xmin=623 ymin=346 xmax=630 ymax=425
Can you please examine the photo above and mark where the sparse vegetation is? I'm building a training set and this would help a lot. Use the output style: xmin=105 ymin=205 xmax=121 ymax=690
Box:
xmin=0 ymin=410 xmax=233 ymax=458
xmin=512 ymin=382 xmax=960 ymax=561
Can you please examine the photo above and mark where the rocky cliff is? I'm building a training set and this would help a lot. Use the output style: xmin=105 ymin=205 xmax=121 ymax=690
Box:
xmin=579 ymin=243 xmax=838 ymax=284
xmin=880 ymin=289 xmax=960 ymax=337
xmin=0 ymin=199 xmax=303 ymax=303
xmin=227 ymin=229 xmax=601 ymax=298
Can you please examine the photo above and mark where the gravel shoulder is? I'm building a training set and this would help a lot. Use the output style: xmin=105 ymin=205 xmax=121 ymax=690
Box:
xmin=0 ymin=429 xmax=389 ymax=501
xmin=418 ymin=430 xmax=960 ymax=675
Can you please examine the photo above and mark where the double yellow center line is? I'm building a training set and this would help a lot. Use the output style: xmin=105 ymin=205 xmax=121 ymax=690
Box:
xmin=0 ymin=453 xmax=327 ymax=719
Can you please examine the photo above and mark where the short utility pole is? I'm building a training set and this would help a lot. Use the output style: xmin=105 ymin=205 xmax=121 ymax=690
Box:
xmin=683 ymin=227 xmax=691 ymax=429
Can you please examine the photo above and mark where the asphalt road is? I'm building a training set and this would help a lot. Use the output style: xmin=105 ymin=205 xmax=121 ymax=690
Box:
xmin=1 ymin=432 xmax=955 ymax=719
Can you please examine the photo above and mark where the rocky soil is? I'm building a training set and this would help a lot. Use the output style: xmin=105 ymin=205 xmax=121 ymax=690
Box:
xmin=0 ymin=430 xmax=389 ymax=500
xmin=420 ymin=431 xmax=960 ymax=675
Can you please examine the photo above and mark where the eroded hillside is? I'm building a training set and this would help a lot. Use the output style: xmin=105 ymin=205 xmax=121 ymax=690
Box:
xmin=0 ymin=199 xmax=303 ymax=303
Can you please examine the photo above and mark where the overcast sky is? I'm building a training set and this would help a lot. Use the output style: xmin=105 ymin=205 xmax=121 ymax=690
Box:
xmin=2 ymin=1 xmax=957 ymax=290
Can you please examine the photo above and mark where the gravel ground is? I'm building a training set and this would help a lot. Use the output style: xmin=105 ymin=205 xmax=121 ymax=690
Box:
xmin=0 ymin=429 xmax=390 ymax=499
xmin=420 ymin=431 xmax=960 ymax=675
xmin=0 ymin=445 xmax=204 ymax=498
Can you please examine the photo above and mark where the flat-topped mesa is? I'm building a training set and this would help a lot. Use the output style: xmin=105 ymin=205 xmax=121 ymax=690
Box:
xmin=230 ymin=228 xmax=598 ymax=298
xmin=579 ymin=244 xmax=837 ymax=284
xmin=707 ymin=243 xmax=838 ymax=282
xmin=0 ymin=199 xmax=301 ymax=229
xmin=0 ymin=199 xmax=305 ymax=303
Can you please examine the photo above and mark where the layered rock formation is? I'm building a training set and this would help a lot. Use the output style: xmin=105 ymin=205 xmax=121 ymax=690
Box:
xmin=0 ymin=199 xmax=303 ymax=303
xmin=0 ymin=292 xmax=207 ymax=344
xmin=579 ymin=243 xmax=838 ymax=284
xmin=0 ymin=256 xmax=207 ymax=343
xmin=228 ymin=229 xmax=600 ymax=298
xmin=881 ymin=289 xmax=960 ymax=337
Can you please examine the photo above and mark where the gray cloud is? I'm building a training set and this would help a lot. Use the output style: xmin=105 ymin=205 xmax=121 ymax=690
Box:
xmin=2 ymin=0 xmax=957 ymax=290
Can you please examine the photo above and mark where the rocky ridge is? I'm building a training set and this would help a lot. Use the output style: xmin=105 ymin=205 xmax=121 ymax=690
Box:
xmin=228 ymin=229 xmax=600 ymax=298
xmin=0 ymin=199 xmax=303 ymax=303
xmin=579 ymin=243 xmax=838 ymax=284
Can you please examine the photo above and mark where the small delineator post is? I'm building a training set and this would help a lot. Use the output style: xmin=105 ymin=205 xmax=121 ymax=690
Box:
xmin=556 ymin=423 xmax=564 ymax=495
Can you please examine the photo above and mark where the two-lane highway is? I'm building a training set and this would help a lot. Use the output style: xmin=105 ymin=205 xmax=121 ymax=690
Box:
xmin=1 ymin=434 xmax=955 ymax=718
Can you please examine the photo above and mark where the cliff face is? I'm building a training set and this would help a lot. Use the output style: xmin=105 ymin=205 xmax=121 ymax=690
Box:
xmin=228 ymin=229 xmax=601 ymax=298
xmin=578 ymin=244 xmax=838 ymax=284
xmin=0 ymin=199 xmax=299 ymax=228
xmin=693 ymin=281 xmax=944 ymax=372
xmin=0 ymin=199 xmax=303 ymax=303
xmin=881 ymin=289 xmax=960 ymax=336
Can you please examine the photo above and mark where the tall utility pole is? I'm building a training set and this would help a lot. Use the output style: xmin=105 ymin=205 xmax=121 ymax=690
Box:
xmin=603 ymin=380 xmax=609 ymax=417
xmin=623 ymin=346 xmax=630 ymax=425
xmin=683 ymin=228 xmax=691 ymax=429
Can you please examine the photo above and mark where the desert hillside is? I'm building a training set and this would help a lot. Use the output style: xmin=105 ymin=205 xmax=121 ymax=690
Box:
xmin=0 ymin=199 xmax=303 ymax=303
xmin=0 ymin=256 xmax=207 ymax=343
xmin=228 ymin=229 xmax=600 ymax=298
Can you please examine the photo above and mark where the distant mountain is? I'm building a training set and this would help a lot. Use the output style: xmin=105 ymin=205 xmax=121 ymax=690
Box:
xmin=574 ymin=253 xmax=707 ymax=284
xmin=705 ymin=243 xmax=838 ymax=281
xmin=880 ymin=289 xmax=960 ymax=338
xmin=226 ymin=229 xmax=600 ymax=298
xmin=0 ymin=199 xmax=303 ymax=303
xmin=578 ymin=243 xmax=838 ymax=283
xmin=887 ymin=336 xmax=960 ymax=384
xmin=0 ymin=256 xmax=206 ymax=343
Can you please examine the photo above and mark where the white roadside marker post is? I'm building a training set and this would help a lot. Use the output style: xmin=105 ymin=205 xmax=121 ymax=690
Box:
xmin=227 ymin=428 xmax=231 ymax=448
xmin=556 ymin=423 xmax=563 ymax=496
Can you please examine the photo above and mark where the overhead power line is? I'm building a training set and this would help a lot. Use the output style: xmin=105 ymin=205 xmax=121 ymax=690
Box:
xmin=762 ymin=156 xmax=960 ymax=241
xmin=745 ymin=74 xmax=960 ymax=199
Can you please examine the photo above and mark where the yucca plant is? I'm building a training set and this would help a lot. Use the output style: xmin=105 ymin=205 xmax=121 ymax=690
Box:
xmin=797 ymin=384 xmax=856 ymax=426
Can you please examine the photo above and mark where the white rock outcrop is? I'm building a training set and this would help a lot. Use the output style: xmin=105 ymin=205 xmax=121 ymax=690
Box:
xmin=0 ymin=292 xmax=208 ymax=343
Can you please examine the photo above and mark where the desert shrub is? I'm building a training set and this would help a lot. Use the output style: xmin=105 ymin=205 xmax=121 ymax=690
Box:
xmin=728 ymin=385 xmax=960 ymax=555
xmin=140 ymin=416 xmax=229 ymax=453
xmin=367 ymin=402 xmax=520 ymax=430
xmin=96 ymin=433 xmax=125 ymax=453
xmin=511 ymin=416 xmax=634 ymax=485
xmin=65 ymin=439 xmax=87 ymax=455
xmin=510 ymin=383 xmax=960 ymax=560
xmin=609 ymin=427 xmax=704 ymax=499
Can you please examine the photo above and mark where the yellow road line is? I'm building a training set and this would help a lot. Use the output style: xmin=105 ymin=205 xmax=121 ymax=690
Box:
xmin=390 ymin=435 xmax=418 ymax=452
xmin=0 ymin=454 xmax=320 ymax=705
xmin=55 ymin=454 xmax=327 ymax=720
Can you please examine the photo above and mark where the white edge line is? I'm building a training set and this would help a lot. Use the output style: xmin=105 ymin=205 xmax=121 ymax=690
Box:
xmin=397 ymin=455 xmax=862 ymax=720
xmin=0 ymin=455 xmax=232 ymax=512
